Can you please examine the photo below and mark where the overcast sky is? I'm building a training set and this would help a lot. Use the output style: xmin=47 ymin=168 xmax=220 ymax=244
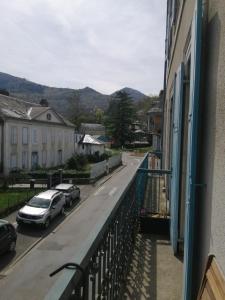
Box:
xmin=0 ymin=0 xmax=166 ymax=95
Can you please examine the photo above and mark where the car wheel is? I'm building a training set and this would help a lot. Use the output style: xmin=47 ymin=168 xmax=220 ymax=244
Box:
xmin=9 ymin=240 xmax=16 ymax=252
xmin=77 ymin=191 xmax=80 ymax=200
xmin=44 ymin=217 xmax=50 ymax=229
xmin=60 ymin=206 xmax=65 ymax=215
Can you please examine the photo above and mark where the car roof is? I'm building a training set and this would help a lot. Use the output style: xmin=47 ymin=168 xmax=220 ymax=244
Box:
xmin=0 ymin=219 xmax=9 ymax=226
xmin=54 ymin=184 xmax=74 ymax=190
xmin=36 ymin=190 xmax=61 ymax=199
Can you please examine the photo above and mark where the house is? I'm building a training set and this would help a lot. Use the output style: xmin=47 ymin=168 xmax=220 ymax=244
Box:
xmin=163 ymin=0 xmax=225 ymax=298
xmin=0 ymin=94 xmax=75 ymax=174
xmin=79 ymin=123 xmax=105 ymax=136
xmin=92 ymin=135 xmax=112 ymax=148
xmin=76 ymin=134 xmax=105 ymax=155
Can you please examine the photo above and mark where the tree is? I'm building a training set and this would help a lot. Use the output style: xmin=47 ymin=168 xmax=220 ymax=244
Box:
xmin=40 ymin=98 xmax=49 ymax=107
xmin=105 ymin=91 xmax=135 ymax=147
xmin=0 ymin=89 xmax=9 ymax=96
xmin=95 ymin=108 xmax=104 ymax=123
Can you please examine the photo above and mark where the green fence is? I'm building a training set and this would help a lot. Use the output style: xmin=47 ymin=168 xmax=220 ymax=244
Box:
xmin=0 ymin=188 xmax=43 ymax=217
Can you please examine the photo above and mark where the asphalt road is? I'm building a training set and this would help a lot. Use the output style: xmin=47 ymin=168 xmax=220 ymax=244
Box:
xmin=0 ymin=184 xmax=96 ymax=274
xmin=0 ymin=153 xmax=143 ymax=300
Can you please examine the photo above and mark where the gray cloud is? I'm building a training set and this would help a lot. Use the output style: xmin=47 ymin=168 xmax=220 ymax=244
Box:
xmin=0 ymin=0 xmax=166 ymax=95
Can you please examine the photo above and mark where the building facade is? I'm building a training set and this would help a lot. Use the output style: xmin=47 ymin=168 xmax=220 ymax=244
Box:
xmin=163 ymin=0 xmax=225 ymax=298
xmin=0 ymin=95 xmax=75 ymax=174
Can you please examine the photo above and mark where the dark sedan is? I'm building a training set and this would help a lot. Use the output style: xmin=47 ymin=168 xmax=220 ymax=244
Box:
xmin=0 ymin=219 xmax=17 ymax=254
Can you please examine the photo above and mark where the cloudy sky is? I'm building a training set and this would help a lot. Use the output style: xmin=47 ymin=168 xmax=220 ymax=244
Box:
xmin=0 ymin=0 xmax=166 ymax=95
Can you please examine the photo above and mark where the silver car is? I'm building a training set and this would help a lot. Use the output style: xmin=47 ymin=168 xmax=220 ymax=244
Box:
xmin=16 ymin=190 xmax=65 ymax=228
xmin=54 ymin=184 xmax=80 ymax=207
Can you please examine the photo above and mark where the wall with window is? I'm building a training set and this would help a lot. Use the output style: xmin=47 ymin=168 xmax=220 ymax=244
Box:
xmin=3 ymin=120 xmax=75 ymax=174
xmin=163 ymin=0 xmax=225 ymax=298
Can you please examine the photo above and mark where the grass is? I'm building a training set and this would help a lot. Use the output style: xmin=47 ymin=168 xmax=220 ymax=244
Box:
xmin=0 ymin=189 xmax=43 ymax=214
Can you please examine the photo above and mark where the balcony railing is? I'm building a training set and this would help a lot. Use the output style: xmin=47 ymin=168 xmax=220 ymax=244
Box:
xmin=46 ymin=154 xmax=149 ymax=300
xmin=138 ymin=169 xmax=171 ymax=217
xmin=45 ymin=153 xmax=170 ymax=299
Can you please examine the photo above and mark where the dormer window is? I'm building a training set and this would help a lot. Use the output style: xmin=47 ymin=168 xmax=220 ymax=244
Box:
xmin=47 ymin=113 xmax=51 ymax=120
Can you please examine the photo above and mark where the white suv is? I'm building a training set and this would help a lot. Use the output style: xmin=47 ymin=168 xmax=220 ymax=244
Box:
xmin=16 ymin=190 xmax=65 ymax=228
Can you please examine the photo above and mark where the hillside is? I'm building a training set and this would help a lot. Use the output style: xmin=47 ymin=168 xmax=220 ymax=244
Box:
xmin=0 ymin=72 xmax=147 ymax=117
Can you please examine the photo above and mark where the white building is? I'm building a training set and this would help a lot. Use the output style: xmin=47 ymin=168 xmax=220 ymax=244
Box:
xmin=76 ymin=134 xmax=105 ymax=155
xmin=0 ymin=94 xmax=75 ymax=174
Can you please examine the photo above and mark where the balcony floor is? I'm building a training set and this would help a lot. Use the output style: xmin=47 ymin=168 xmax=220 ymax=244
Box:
xmin=123 ymin=234 xmax=183 ymax=300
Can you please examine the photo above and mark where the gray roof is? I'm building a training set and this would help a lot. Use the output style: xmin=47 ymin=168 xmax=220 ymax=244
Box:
xmin=0 ymin=94 xmax=74 ymax=127
xmin=78 ymin=134 xmax=104 ymax=145
xmin=147 ymin=107 xmax=162 ymax=114
xmin=80 ymin=123 xmax=105 ymax=130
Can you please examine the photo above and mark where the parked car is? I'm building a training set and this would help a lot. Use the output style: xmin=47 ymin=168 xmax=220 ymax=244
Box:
xmin=16 ymin=190 xmax=65 ymax=228
xmin=0 ymin=219 xmax=17 ymax=254
xmin=54 ymin=184 xmax=80 ymax=207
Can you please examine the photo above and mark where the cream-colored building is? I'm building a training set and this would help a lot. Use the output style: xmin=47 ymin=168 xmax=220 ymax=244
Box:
xmin=0 ymin=94 xmax=75 ymax=174
xmin=163 ymin=0 xmax=225 ymax=298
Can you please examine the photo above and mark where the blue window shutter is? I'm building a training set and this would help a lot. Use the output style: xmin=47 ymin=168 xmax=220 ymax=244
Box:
xmin=170 ymin=63 xmax=184 ymax=254
xmin=183 ymin=0 xmax=202 ymax=299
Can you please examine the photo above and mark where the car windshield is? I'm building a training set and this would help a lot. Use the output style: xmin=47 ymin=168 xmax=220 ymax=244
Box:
xmin=28 ymin=197 xmax=51 ymax=208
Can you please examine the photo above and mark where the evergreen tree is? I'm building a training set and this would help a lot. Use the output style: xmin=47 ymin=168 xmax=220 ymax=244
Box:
xmin=105 ymin=91 xmax=135 ymax=146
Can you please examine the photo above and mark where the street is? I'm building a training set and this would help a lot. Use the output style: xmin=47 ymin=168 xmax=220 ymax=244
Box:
xmin=0 ymin=153 xmax=143 ymax=300
xmin=0 ymin=164 xmax=125 ymax=275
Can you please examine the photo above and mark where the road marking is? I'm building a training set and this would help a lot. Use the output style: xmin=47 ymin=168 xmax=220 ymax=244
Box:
xmin=109 ymin=187 xmax=118 ymax=196
xmin=94 ymin=186 xmax=105 ymax=196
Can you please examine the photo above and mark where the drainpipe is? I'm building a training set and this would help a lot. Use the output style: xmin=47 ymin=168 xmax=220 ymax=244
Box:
xmin=161 ymin=0 xmax=170 ymax=170
xmin=161 ymin=59 xmax=167 ymax=170
xmin=0 ymin=118 xmax=4 ymax=173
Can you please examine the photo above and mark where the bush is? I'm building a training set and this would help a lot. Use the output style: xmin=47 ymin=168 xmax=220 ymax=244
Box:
xmin=66 ymin=154 xmax=88 ymax=170
xmin=63 ymin=170 xmax=90 ymax=179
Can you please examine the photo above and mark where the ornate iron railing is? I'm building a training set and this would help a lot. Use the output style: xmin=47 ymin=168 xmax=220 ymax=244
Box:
xmin=46 ymin=154 xmax=149 ymax=300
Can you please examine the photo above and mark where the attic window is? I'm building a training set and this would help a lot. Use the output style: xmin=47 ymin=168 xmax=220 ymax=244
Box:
xmin=47 ymin=113 xmax=51 ymax=120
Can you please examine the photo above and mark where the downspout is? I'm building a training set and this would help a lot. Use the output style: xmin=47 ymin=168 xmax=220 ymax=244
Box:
xmin=161 ymin=60 xmax=167 ymax=170
xmin=0 ymin=118 xmax=4 ymax=173
xmin=161 ymin=0 xmax=169 ymax=170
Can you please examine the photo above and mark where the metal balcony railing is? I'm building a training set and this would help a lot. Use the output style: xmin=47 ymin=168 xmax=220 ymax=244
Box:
xmin=138 ymin=168 xmax=171 ymax=218
xmin=46 ymin=154 xmax=149 ymax=300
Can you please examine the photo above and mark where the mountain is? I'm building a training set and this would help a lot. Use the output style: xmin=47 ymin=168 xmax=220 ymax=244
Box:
xmin=0 ymin=72 xmax=147 ymax=117
xmin=111 ymin=87 xmax=146 ymax=102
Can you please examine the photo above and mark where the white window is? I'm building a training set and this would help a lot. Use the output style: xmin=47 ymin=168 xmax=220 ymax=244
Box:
xmin=42 ymin=150 xmax=47 ymax=167
xmin=51 ymin=129 xmax=55 ymax=144
xmin=42 ymin=129 xmax=47 ymax=144
xmin=22 ymin=151 xmax=28 ymax=169
xmin=58 ymin=150 xmax=62 ymax=165
xmin=32 ymin=128 xmax=38 ymax=144
xmin=51 ymin=150 xmax=55 ymax=166
xmin=22 ymin=127 xmax=29 ymax=145
xmin=11 ymin=126 xmax=18 ymax=145
xmin=10 ymin=154 xmax=17 ymax=169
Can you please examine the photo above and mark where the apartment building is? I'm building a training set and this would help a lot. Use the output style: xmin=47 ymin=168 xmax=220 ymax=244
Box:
xmin=163 ymin=0 xmax=225 ymax=298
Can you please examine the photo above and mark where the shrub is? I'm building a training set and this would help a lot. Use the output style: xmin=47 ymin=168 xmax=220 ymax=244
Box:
xmin=66 ymin=154 xmax=88 ymax=170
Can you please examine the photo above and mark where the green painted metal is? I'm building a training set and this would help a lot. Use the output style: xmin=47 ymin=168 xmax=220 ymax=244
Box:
xmin=138 ymin=168 xmax=171 ymax=175
xmin=136 ymin=153 xmax=149 ymax=208
xmin=183 ymin=0 xmax=202 ymax=299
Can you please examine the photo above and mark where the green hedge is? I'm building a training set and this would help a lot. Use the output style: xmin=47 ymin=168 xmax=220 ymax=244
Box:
xmin=63 ymin=170 xmax=90 ymax=179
